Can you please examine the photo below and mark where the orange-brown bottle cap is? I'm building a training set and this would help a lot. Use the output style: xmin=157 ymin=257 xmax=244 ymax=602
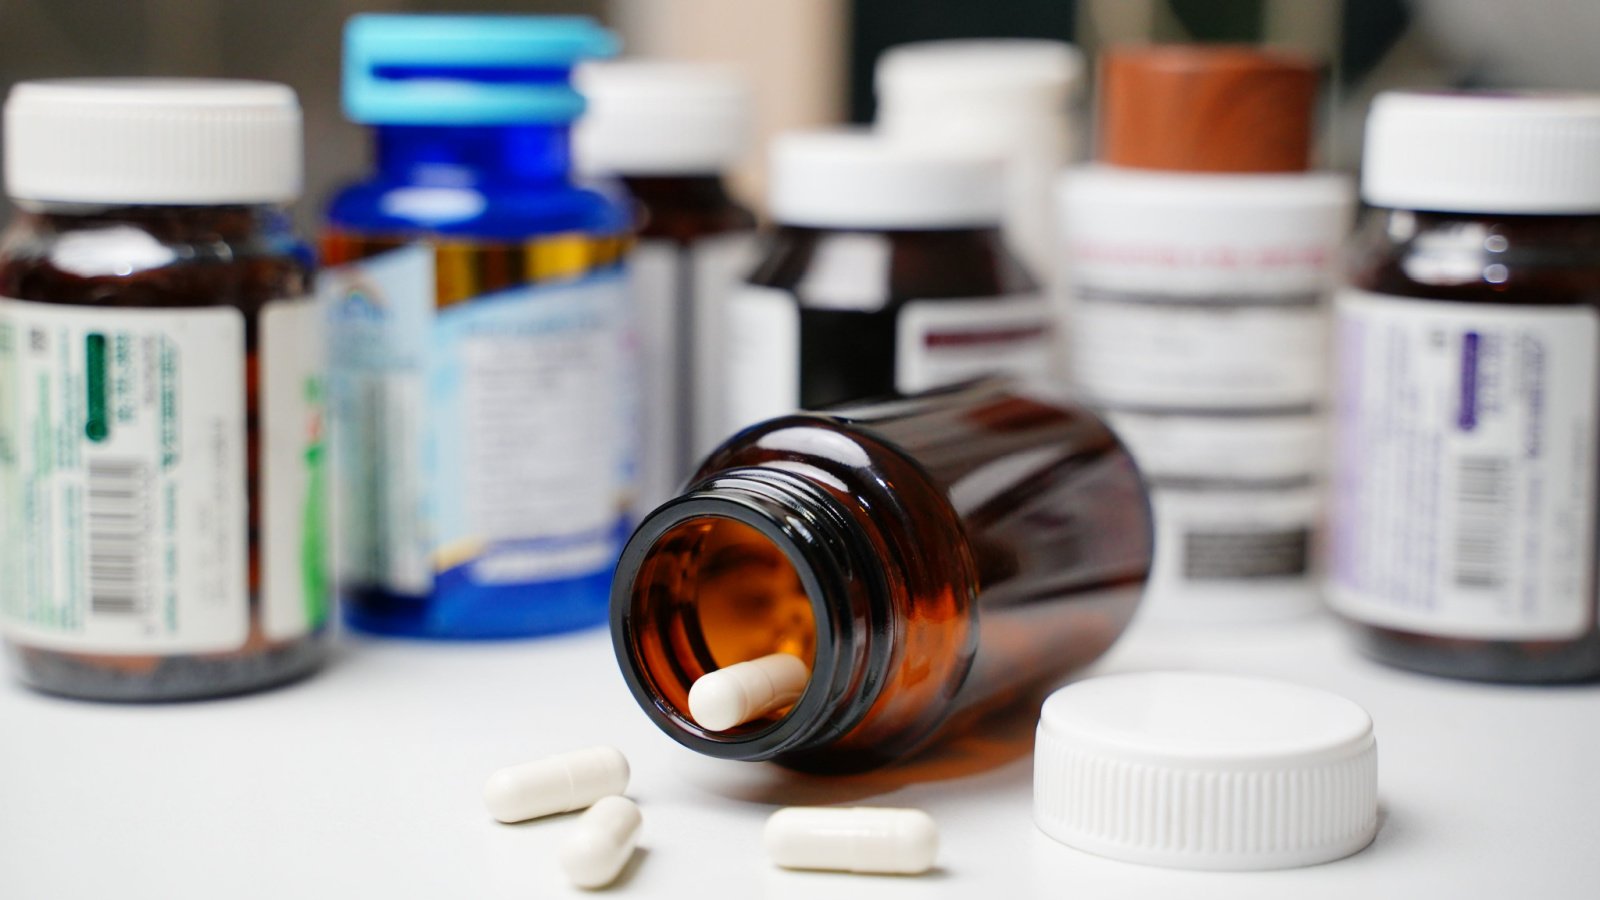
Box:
xmin=1098 ymin=44 xmax=1319 ymax=173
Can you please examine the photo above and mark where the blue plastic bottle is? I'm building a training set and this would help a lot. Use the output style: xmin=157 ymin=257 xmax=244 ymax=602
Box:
xmin=323 ymin=15 xmax=633 ymax=638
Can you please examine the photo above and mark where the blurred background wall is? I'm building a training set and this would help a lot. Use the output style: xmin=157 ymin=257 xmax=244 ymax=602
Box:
xmin=0 ymin=0 xmax=1597 ymax=226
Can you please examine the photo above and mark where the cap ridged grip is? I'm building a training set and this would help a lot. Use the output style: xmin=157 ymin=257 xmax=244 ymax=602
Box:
xmin=5 ymin=79 xmax=301 ymax=205
xmin=1362 ymin=90 xmax=1600 ymax=214
xmin=1034 ymin=672 xmax=1378 ymax=871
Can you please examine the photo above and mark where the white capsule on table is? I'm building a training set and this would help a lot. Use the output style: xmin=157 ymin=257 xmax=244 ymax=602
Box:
xmin=560 ymin=795 xmax=643 ymax=890
xmin=688 ymin=652 xmax=810 ymax=731
xmin=764 ymin=806 xmax=939 ymax=875
xmin=482 ymin=745 xmax=630 ymax=824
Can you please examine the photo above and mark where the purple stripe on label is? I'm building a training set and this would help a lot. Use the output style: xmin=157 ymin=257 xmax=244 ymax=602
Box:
xmin=1458 ymin=332 xmax=1480 ymax=431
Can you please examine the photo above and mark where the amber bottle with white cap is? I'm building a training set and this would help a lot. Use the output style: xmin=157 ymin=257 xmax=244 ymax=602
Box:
xmin=0 ymin=80 xmax=327 ymax=700
xmin=1331 ymin=91 xmax=1600 ymax=682
xmin=722 ymin=131 xmax=1050 ymax=435
xmin=575 ymin=62 xmax=759 ymax=504
xmin=1058 ymin=46 xmax=1353 ymax=624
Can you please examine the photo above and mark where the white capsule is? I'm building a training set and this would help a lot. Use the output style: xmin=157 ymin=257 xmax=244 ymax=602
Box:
xmin=560 ymin=795 xmax=643 ymax=890
xmin=764 ymin=806 xmax=939 ymax=875
xmin=688 ymin=653 xmax=810 ymax=731
xmin=482 ymin=746 xmax=629 ymax=824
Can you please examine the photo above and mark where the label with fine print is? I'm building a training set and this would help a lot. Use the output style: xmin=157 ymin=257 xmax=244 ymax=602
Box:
xmin=0 ymin=298 xmax=251 ymax=653
xmin=1329 ymin=290 xmax=1599 ymax=639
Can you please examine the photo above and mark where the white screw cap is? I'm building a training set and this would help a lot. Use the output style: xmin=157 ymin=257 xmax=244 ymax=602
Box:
xmin=768 ymin=130 xmax=1005 ymax=229
xmin=4 ymin=78 xmax=302 ymax=205
xmin=876 ymin=39 xmax=1083 ymax=119
xmin=1362 ymin=90 xmax=1600 ymax=214
xmin=574 ymin=61 xmax=752 ymax=176
xmin=1034 ymin=672 xmax=1378 ymax=871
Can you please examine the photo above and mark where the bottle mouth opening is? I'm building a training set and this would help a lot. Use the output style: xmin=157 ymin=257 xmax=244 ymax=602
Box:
xmin=611 ymin=477 xmax=885 ymax=761
xmin=627 ymin=514 xmax=818 ymax=731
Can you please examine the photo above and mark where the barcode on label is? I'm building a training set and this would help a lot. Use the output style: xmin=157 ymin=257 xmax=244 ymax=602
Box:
xmin=85 ymin=458 xmax=150 ymax=616
xmin=1453 ymin=456 xmax=1511 ymax=590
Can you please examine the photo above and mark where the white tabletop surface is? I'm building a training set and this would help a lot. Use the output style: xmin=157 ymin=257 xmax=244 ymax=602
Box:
xmin=3 ymin=612 xmax=1598 ymax=899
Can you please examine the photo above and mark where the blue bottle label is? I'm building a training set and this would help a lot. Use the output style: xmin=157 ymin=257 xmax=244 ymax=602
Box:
xmin=325 ymin=243 xmax=632 ymax=610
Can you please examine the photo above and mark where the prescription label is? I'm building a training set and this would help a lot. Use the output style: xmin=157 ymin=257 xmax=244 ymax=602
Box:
xmin=1329 ymin=291 xmax=1599 ymax=639
xmin=325 ymin=244 xmax=632 ymax=600
xmin=896 ymin=295 xmax=1053 ymax=393
xmin=1066 ymin=287 xmax=1328 ymax=411
xmin=0 ymin=298 xmax=250 ymax=652
xmin=724 ymin=285 xmax=800 ymax=435
xmin=631 ymin=232 xmax=759 ymax=507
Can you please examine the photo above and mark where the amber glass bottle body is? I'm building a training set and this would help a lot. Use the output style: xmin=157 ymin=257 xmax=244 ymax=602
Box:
xmin=612 ymin=380 xmax=1152 ymax=772
xmin=0 ymin=203 xmax=325 ymax=700
xmin=1336 ymin=208 xmax=1600 ymax=682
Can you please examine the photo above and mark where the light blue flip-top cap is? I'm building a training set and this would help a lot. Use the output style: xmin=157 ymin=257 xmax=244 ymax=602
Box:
xmin=343 ymin=14 xmax=619 ymax=126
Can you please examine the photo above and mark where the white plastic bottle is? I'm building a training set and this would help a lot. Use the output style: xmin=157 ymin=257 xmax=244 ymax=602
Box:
xmin=575 ymin=61 xmax=759 ymax=508
xmin=1057 ymin=46 xmax=1353 ymax=623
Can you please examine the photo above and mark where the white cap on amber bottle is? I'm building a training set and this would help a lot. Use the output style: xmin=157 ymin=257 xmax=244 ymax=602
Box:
xmin=574 ymin=61 xmax=752 ymax=176
xmin=768 ymin=130 xmax=1004 ymax=230
xmin=4 ymin=78 xmax=302 ymax=205
xmin=1362 ymin=90 xmax=1600 ymax=214
xmin=1034 ymin=671 xmax=1379 ymax=871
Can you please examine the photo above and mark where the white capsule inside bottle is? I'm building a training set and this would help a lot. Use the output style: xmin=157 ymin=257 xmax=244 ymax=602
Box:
xmin=764 ymin=806 xmax=939 ymax=875
xmin=482 ymin=745 xmax=630 ymax=824
xmin=560 ymin=795 xmax=643 ymax=889
xmin=688 ymin=652 xmax=810 ymax=731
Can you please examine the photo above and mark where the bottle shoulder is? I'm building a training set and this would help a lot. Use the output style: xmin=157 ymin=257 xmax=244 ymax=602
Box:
xmin=1349 ymin=207 xmax=1600 ymax=306
xmin=0 ymin=206 xmax=310 ymax=306
xmin=746 ymin=226 xmax=1035 ymax=303
xmin=325 ymin=175 xmax=630 ymax=240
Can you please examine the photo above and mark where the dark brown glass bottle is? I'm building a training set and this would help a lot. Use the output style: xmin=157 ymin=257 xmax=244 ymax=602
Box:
xmin=611 ymin=379 xmax=1152 ymax=772
xmin=721 ymin=132 xmax=1052 ymax=437
xmin=0 ymin=80 xmax=327 ymax=700
xmin=1331 ymin=91 xmax=1600 ymax=683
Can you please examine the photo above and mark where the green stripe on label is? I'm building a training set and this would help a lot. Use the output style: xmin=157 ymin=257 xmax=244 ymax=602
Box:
xmin=85 ymin=333 xmax=109 ymax=442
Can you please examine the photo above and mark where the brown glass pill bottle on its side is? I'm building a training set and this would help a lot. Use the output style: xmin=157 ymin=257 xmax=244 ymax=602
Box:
xmin=0 ymin=81 xmax=328 ymax=700
xmin=575 ymin=62 xmax=760 ymax=507
xmin=1331 ymin=91 xmax=1600 ymax=682
xmin=719 ymin=131 xmax=1052 ymax=439
xmin=612 ymin=379 xmax=1153 ymax=772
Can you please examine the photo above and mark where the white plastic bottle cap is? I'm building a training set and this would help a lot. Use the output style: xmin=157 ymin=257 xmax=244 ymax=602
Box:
xmin=573 ymin=61 xmax=751 ymax=176
xmin=875 ymin=39 xmax=1082 ymax=124
xmin=1362 ymin=90 xmax=1600 ymax=214
xmin=1034 ymin=672 xmax=1378 ymax=871
xmin=4 ymin=79 xmax=302 ymax=205
xmin=768 ymin=130 xmax=1004 ymax=229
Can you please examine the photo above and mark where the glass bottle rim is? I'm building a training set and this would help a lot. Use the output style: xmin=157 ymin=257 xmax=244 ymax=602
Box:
xmin=609 ymin=465 xmax=894 ymax=761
